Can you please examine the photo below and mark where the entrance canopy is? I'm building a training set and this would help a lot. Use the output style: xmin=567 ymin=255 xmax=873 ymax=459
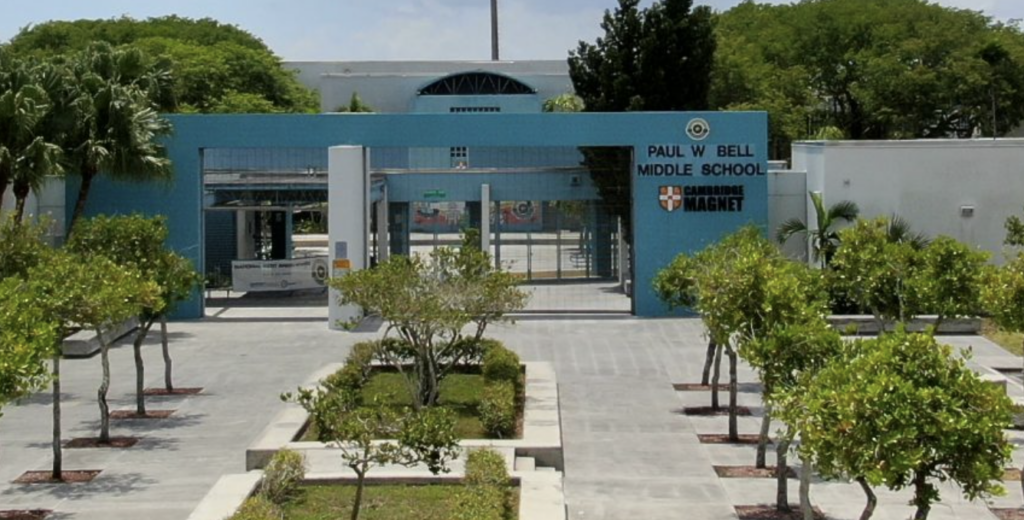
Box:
xmin=76 ymin=112 xmax=767 ymax=319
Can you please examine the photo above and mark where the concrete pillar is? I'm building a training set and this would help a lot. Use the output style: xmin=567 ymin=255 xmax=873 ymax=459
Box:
xmin=328 ymin=146 xmax=369 ymax=330
xmin=376 ymin=184 xmax=389 ymax=264
xmin=481 ymin=184 xmax=491 ymax=253
xmin=284 ymin=208 xmax=293 ymax=259
xmin=236 ymin=211 xmax=255 ymax=259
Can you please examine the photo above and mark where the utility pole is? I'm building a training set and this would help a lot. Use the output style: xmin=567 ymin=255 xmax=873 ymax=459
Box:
xmin=491 ymin=0 xmax=500 ymax=61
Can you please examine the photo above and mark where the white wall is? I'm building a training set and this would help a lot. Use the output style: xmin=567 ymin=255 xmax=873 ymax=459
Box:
xmin=793 ymin=139 xmax=1024 ymax=264
xmin=284 ymin=60 xmax=573 ymax=113
xmin=0 ymin=177 xmax=66 ymax=245
xmin=768 ymin=169 xmax=808 ymax=261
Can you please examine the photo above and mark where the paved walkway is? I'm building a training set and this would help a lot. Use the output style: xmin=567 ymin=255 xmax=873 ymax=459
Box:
xmin=1 ymin=308 xmax=1023 ymax=519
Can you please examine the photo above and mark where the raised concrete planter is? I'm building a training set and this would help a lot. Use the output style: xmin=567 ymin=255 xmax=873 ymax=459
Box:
xmin=828 ymin=315 xmax=980 ymax=335
xmin=61 ymin=317 xmax=139 ymax=358
xmin=247 ymin=361 xmax=564 ymax=471
xmin=186 ymin=472 xmax=261 ymax=520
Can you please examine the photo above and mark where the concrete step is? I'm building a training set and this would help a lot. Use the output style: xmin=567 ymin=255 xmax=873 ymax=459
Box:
xmin=515 ymin=456 xmax=536 ymax=472
xmin=536 ymin=466 xmax=556 ymax=472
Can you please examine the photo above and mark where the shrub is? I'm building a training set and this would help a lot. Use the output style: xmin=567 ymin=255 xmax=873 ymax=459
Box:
xmin=228 ymin=495 xmax=283 ymax=520
xmin=452 ymin=449 xmax=512 ymax=520
xmin=322 ymin=340 xmax=380 ymax=396
xmin=464 ymin=448 xmax=510 ymax=487
xmin=259 ymin=448 xmax=306 ymax=504
xmin=482 ymin=342 xmax=522 ymax=393
xmin=451 ymin=484 xmax=506 ymax=520
xmin=479 ymin=381 xmax=516 ymax=438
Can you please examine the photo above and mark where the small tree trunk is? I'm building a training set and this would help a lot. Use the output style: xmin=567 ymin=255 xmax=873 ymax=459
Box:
xmin=726 ymin=344 xmax=739 ymax=441
xmin=351 ymin=468 xmax=367 ymax=520
xmin=0 ymin=165 xmax=10 ymax=213
xmin=756 ymin=401 xmax=772 ymax=469
xmin=701 ymin=339 xmax=716 ymax=385
xmin=912 ymin=472 xmax=931 ymax=520
xmin=98 ymin=335 xmax=111 ymax=444
xmin=161 ymin=315 xmax=173 ymax=391
xmin=800 ymin=455 xmax=813 ymax=520
xmin=711 ymin=342 xmax=723 ymax=410
xmin=14 ymin=194 xmax=27 ymax=222
xmin=51 ymin=355 xmax=62 ymax=480
xmin=857 ymin=476 xmax=877 ymax=520
xmin=134 ymin=320 xmax=154 ymax=415
xmin=68 ymin=168 xmax=96 ymax=238
xmin=776 ymin=434 xmax=791 ymax=512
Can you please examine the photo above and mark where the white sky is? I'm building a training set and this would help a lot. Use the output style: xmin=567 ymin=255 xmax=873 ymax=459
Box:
xmin=1 ymin=0 xmax=1020 ymax=61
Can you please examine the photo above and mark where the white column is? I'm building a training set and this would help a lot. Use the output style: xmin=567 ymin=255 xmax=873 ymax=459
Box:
xmin=376 ymin=183 xmax=390 ymax=264
xmin=480 ymin=184 xmax=491 ymax=253
xmin=328 ymin=146 xmax=369 ymax=330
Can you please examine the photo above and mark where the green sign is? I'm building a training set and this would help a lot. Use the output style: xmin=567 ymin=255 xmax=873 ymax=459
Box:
xmin=423 ymin=189 xmax=447 ymax=199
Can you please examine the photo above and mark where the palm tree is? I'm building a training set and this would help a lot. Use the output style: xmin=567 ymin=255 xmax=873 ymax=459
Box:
xmin=0 ymin=51 xmax=49 ymax=215
xmin=885 ymin=214 xmax=930 ymax=249
xmin=62 ymin=43 xmax=173 ymax=234
xmin=776 ymin=191 xmax=860 ymax=268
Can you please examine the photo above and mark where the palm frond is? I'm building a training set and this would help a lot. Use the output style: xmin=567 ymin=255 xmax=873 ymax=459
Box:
xmin=827 ymin=200 xmax=860 ymax=222
xmin=776 ymin=218 xmax=808 ymax=244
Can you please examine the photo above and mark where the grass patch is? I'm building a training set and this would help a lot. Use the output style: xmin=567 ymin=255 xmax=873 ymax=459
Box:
xmin=982 ymin=318 xmax=1024 ymax=356
xmin=281 ymin=484 xmax=518 ymax=520
xmin=300 ymin=370 xmax=521 ymax=441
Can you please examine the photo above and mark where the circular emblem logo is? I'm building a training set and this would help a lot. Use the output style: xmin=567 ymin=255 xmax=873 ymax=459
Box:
xmin=686 ymin=118 xmax=710 ymax=141
xmin=311 ymin=258 xmax=329 ymax=285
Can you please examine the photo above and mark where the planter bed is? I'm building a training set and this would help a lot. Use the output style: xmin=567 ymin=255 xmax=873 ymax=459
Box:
xmin=297 ymin=367 xmax=522 ymax=441
xmin=282 ymin=481 xmax=519 ymax=520
xmin=248 ymin=362 xmax=562 ymax=472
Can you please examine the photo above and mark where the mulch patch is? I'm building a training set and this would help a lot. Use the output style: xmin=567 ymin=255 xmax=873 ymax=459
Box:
xmin=0 ymin=510 xmax=51 ymax=520
xmin=735 ymin=505 xmax=828 ymax=520
xmin=673 ymin=383 xmax=731 ymax=391
xmin=65 ymin=437 xmax=138 ymax=449
xmin=714 ymin=466 xmax=797 ymax=479
xmin=698 ymin=434 xmax=763 ymax=445
xmin=143 ymin=387 xmax=203 ymax=396
xmin=109 ymin=410 xmax=175 ymax=420
xmin=682 ymin=406 xmax=752 ymax=416
xmin=14 ymin=470 xmax=101 ymax=484
xmin=1004 ymin=468 xmax=1022 ymax=481
xmin=992 ymin=509 xmax=1024 ymax=520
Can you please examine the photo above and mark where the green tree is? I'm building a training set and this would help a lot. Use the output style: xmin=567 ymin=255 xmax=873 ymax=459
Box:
xmin=0 ymin=215 xmax=52 ymax=279
xmin=67 ymin=215 xmax=203 ymax=414
xmin=568 ymin=0 xmax=715 ymax=241
xmin=152 ymin=253 xmax=202 ymax=393
xmin=9 ymin=16 xmax=318 ymax=114
xmin=776 ymin=192 xmax=859 ymax=268
xmin=331 ymin=234 xmax=528 ymax=409
xmin=0 ymin=49 xmax=63 ymax=219
xmin=981 ymin=252 xmax=1024 ymax=502
xmin=61 ymin=42 xmax=174 ymax=232
xmin=778 ymin=331 xmax=1012 ymax=520
xmin=287 ymin=388 xmax=459 ymax=520
xmin=830 ymin=218 xmax=921 ymax=328
xmin=908 ymin=236 xmax=988 ymax=330
xmin=712 ymin=0 xmax=1024 ymax=143
xmin=335 ymin=92 xmax=374 ymax=113
xmin=0 ymin=277 xmax=58 ymax=422
xmin=542 ymin=93 xmax=584 ymax=112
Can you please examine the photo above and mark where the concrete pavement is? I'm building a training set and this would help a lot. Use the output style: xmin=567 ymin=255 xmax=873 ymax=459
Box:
xmin=1 ymin=305 xmax=1022 ymax=519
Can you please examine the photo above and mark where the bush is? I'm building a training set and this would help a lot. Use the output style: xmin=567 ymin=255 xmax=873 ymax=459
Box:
xmin=482 ymin=342 xmax=522 ymax=393
xmin=228 ymin=495 xmax=283 ymax=520
xmin=452 ymin=449 xmax=512 ymax=520
xmin=451 ymin=484 xmax=506 ymax=520
xmin=464 ymin=448 xmax=510 ymax=487
xmin=479 ymin=381 xmax=516 ymax=438
xmin=323 ymin=340 xmax=380 ymax=395
xmin=259 ymin=448 xmax=306 ymax=504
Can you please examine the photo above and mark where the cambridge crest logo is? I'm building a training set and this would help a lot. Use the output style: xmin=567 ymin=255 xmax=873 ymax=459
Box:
xmin=659 ymin=186 xmax=682 ymax=212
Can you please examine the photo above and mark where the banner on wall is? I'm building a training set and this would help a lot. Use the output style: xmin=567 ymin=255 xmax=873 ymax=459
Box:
xmin=231 ymin=257 xmax=330 ymax=292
